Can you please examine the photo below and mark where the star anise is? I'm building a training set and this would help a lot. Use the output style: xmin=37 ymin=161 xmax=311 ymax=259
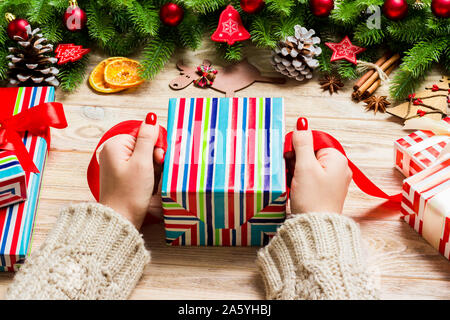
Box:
xmin=364 ymin=95 xmax=391 ymax=114
xmin=319 ymin=75 xmax=344 ymax=95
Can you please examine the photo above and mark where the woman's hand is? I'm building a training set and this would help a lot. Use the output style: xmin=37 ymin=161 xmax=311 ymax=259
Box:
xmin=98 ymin=113 xmax=165 ymax=230
xmin=285 ymin=117 xmax=352 ymax=214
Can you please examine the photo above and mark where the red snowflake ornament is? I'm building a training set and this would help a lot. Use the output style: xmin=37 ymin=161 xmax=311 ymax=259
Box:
xmin=55 ymin=43 xmax=90 ymax=65
xmin=211 ymin=5 xmax=250 ymax=45
xmin=325 ymin=36 xmax=366 ymax=65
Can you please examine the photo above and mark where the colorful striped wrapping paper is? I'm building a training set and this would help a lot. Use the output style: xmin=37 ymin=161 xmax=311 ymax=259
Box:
xmin=394 ymin=117 xmax=450 ymax=178
xmin=0 ymin=87 xmax=53 ymax=271
xmin=0 ymin=151 xmax=27 ymax=208
xmin=161 ymin=97 xmax=286 ymax=246
xmin=401 ymin=153 xmax=450 ymax=260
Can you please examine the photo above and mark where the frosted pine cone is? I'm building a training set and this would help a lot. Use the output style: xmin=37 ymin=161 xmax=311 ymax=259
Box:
xmin=7 ymin=27 xmax=60 ymax=87
xmin=271 ymin=25 xmax=321 ymax=82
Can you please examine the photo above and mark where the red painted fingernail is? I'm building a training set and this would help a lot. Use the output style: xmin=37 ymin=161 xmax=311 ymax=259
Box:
xmin=297 ymin=117 xmax=308 ymax=131
xmin=146 ymin=112 xmax=157 ymax=125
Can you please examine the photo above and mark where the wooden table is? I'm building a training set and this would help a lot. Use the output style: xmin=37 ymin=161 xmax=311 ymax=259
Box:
xmin=1 ymin=43 xmax=449 ymax=300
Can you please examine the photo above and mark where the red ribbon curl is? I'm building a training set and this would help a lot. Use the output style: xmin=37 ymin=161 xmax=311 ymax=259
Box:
xmin=284 ymin=130 xmax=402 ymax=203
xmin=0 ymin=102 xmax=67 ymax=173
xmin=87 ymin=120 xmax=168 ymax=201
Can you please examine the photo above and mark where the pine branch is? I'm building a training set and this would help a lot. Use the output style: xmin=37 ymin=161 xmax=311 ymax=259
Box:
xmin=274 ymin=11 xmax=305 ymax=40
xmin=265 ymin=0 xmax=295 ymax=16
xmin=401 ymin=37 xmax=448 ymax=77
xmin=86 ymin=1 xmax=116 ymax=46
xmin=250 ymin=16 xmax=278 ymax=48
xmin=0 ymin=29 xmax=7 ymax=47
xmin=140 ymin=34 xmax=176 ymax=80
xmin=441 ymin=46 xmax=450 ymax=73
xmin=389 ymin=69 xmax=427 ymax=101
xmin=177 ymin=12 xmax=204 ymax=50
xmin=222 ymin=42 xmax=243 ymax=61
xmin=0 ymin=48 xmax=8 ymax=80
xmin=105 ymin=32 xmax=143 ymax=56
xmin=354 ymin=23 xmax=384 ymax=46
xmin=317 ymin=42 xmax=333 ymax=74
xmin=387 ymin=15 xmax=429 ymax=44
xmin=427 ymin=16 xmax=450 ymax=37
xmin=58 ymin=56 xmax=89 ymax=92
xmin=48 ymin=0 xmax=69 ymax=12
xmin=41 ymin=19 xmax=63 ymax=43
xmin=28 ymin=0 xmax=53 ymax=24
xmin=126 ymin=1 xmax=160 ymax=36
xmin=336 ymin=61 xmax=358 ymax=80
xmin=183 ymin=0 xmax=226 ymax=14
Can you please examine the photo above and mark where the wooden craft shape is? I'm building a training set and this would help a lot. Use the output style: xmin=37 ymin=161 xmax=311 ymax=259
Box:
xmin=169 ymin=59 xmax=286 ymax=97
xmin=387 ymin=76 xmax=449 ymax=124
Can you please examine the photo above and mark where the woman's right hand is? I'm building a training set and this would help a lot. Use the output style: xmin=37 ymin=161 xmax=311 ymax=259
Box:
xmin=284 ymin=117 xmax=353 ymax=214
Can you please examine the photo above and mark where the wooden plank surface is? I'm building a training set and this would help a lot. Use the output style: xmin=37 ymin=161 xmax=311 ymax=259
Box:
xmin=0 ymin=43 xmax=449 ymax=300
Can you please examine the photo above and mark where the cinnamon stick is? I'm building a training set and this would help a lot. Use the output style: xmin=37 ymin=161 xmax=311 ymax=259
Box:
xmin=355 ymin=53 xmax=401 ymax=98
xmin=352 ymin=91 xmax=361 ymax=101
xmin=353 ymin=52 xmax=391 ymax=91
xmin=361 ymin=63 xmax=398 ymax=99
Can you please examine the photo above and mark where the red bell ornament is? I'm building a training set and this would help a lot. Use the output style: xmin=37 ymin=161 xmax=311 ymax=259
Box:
xmin=309 ymin=0 xmax=334 ymax=17
xmin=63 ymin=0 xmax=87 ymax=32
xmin=159 ymin=3 xmax=184 ymax=27
xmin=5 ymin=13 xmax=30 ymax=40
xmin=431 ymin=0 xmax=450 ymax=18
xmin=382 ymin=0 xmax=408 ymax=20
xmin=211 ymin=5 xmax=251 ymax=45
xmin=240 ymin=0 xmax=265 ymax=14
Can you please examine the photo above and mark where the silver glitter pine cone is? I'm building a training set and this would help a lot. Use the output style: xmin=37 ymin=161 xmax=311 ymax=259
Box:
xmin=7 ymin=26 xmax=59 ymax=87
xmin=271 ymin=25 xmax=321 ymax=82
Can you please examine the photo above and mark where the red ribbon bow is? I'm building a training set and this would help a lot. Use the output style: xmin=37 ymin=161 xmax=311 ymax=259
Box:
xmin=0 ymin=102 xmax=67 ymax=173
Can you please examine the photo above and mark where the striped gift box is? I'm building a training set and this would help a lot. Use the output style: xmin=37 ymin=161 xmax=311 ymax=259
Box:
xmin=394 ymin=117 xmax=450 ymax=177
xmin=161 ymin=97 xmax=286 ymax=246
xmin=0 ymin=87 xmax=53 ymax=271
xmin=401 ymin=153 xmax=450 ymax=260
xmin=0 ymin=151 xmax=27 ymax=208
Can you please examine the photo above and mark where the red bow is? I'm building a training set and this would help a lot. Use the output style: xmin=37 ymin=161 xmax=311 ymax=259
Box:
xmin=0 ymin=102 xmax=67 ymax=173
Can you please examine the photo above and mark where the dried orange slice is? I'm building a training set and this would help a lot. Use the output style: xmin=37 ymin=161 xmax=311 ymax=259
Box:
xmin=104 ymin=58 xmax=144 ymax=88
xmin=89 ymin=57 xmax=126 ymax=93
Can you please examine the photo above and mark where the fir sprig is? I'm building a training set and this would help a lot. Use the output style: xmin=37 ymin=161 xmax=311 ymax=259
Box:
xmin=58 ymin=55 xmax=89 ymax=92
xmin=139 ymin=34 xmax=176 ymax=79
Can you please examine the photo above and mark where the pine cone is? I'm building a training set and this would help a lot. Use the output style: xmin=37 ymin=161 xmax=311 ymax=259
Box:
xmin=7 ymin=27 xmax=59 ymax=87
xmin=271 ymin=25 xmax=321 ymax=82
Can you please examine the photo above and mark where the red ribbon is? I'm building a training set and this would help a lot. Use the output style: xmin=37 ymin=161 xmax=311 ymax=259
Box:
xmin=87 ymin=120 xmax=168 ymax=201
xmin=284 ymin=130 xmax=402 ymax=203
xmin=88 ymin=120 xmax=400 ymax=204
xmin=0 ymin=102 xmax=67 ymax=173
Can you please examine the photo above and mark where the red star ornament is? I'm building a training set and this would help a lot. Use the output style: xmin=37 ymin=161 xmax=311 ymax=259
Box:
xmin=55 ymin=43 xmax=90 ymax=65
xmin=325 ymin=36 xmax=366 ymax=65
xmin=211 ymin=5 xmax=250 ymax=45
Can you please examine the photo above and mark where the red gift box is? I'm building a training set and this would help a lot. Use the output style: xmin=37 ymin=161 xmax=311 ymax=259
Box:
xmin=401 ymin=153 xmax=450 ymax=260
xmin=394 ymin=117 xmax=450 ymax=177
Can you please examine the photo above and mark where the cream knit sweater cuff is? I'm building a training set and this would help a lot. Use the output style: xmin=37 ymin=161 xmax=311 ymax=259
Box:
xmin=257 ymin=212 xmax=379 ymax=300
xmin=5 ymin=202 xmax=150 ymax=300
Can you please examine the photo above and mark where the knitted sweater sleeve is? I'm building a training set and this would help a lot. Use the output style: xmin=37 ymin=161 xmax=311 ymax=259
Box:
xmin=5 ymin=202 xmax=150 ymax=300
xmin=257 ymin=212 xmax=379 ymax=300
